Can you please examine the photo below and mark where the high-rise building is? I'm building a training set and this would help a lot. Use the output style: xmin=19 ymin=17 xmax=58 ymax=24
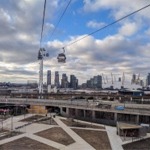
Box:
xmin=54 ymin=71 xmax=60 ymax=88
xmin=118 ymin=77 xmax=121 ymax=82
xmin=86 ymin=75 xmax=102 ymax=89
xmin=61 ymin=73 xmax=69 ymax=88
xmin=146 ymin=73 xmax=150 ymax=86
xmin=131 ymin=74 xmax=136 ymax=84
xmin=47 ymin=70 xmax=51 ymax=86
xmin=70 ymin=75 xmax=78 ymax=89
xmin=94 ymin=75 xmax=102 ymax=89
xmin=140 ymin=80 xmax=144 ymax=87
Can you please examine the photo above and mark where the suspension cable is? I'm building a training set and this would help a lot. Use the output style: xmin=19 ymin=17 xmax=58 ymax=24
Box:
xmin=50 ymin=0 xmax=72 ymax=39
xmin=63 ymin=3 xmax=150 ymax=49
xmin=40 ymin=0 xmax=47 ymax=48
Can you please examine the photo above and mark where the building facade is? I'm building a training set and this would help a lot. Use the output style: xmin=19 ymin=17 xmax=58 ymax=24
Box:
xmin=61 ymin=73 xmax=69 ymax=88
xmin=86 ymin=75 xmax=102 ymax=89
xmin=54 ymin=71 xmax=60 ymax=88
xmin=70 ymin=75 xmax=78 ymax=89
xmin=147 ymin=73 xmax=150 ymax=86
xmin=47 ymin=70 xmax=51 ymax=86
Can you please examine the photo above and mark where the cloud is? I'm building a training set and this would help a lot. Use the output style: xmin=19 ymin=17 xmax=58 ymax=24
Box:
xmin=83 ymin=0 xmax=150 ymax=18
xmin=87 ymin=20 xmax=106 ymax=29
xmin=119 ymin=22 xmax=138 ymax=36
xmin=0 ymin=0 xmax=149 ymax=86
xmin=43 ymin=30 xmax=150 ymax=84
xmin=0 ymin=0 xmax=60 ymax=82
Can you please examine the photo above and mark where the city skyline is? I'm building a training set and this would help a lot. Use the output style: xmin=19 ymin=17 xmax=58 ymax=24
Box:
xmin=1 ymin=70 xmax=150 ymax=89
xmin=0 ymin=0 xmax=150 ymax=84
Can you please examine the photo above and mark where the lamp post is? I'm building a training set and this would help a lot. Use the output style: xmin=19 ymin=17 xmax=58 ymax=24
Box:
xmin=11 ymin=114 xmax=13 ymax=131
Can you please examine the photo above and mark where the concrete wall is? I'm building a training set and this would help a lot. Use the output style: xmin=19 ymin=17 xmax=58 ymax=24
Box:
xmin=59 ymin=106 xmax=143 ymax=126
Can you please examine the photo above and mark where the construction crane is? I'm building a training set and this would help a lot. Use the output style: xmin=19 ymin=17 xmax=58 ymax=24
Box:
xmin=102 ymin=73 xmax=106 ymax=84
xmin=111 ymin=73 xmax=114 ymax=85
xmin=136 ymin=73 xmax=140 ymax=84
xmin=122 ymin=72 xmax=125 ymax=87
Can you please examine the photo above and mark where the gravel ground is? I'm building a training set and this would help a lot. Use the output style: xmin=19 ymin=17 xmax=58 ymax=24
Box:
xmin=20 ymin=115 xmax=44 ymax=122
xmin=0 ymin=137 xmax=58 ymax=150
xmin=123 ymin=138 xmax=150 ymax=150
xmin=35 ymin=127 xmax=75 ymax=146
xmin=0 ymin=131 xmax=22 ymax=140
xmin=73 ymin=129 xmax=112 ymax=150
xmin=61 ymin=118 xmax=105 ymax=129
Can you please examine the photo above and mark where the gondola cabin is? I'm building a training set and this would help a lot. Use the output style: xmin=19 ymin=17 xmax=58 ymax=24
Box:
xmin=57 ymin=53 xmax=66 ymax=63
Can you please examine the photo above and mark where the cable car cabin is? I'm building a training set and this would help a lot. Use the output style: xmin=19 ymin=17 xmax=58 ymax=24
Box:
xmin=38 ymin=50 xmax=42 ymax=60
xmin=57 ymin=53 xmax=66 ymax=63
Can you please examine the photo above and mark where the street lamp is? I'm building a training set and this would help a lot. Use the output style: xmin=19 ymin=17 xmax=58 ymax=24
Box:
xmin=11 ymin=114 xmax=13 ymax=131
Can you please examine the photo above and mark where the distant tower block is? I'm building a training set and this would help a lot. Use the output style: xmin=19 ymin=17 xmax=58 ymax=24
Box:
xmin=47 ymin=70 xmax=51 ymax=86
xmin=118 ymin=77 xmax=121 ymax=82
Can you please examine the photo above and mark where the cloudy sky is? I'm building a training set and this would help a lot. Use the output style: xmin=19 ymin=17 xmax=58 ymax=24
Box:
xmin=0 ymin=0 xmax=150 ymax=86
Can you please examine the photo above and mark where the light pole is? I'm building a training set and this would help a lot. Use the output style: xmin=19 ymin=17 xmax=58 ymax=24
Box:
xmin=11 ymin=114 xmax=13 ymax=131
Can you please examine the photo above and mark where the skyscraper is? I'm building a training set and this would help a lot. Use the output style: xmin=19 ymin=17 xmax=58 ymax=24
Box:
xmin=86 ymin=75 xmax=102 ymax=89
xmin=47 ymin=70 xmax=51 ymax=86
xmin=146 ymin=73 xmax=150 ymax=86
xmin=94 ymin=75 xmax=102 ymax=89
xmin=61 ymin=73 xmax=69 ymax=88
xmin=131 ymin=74 xmax=136 ymax=84
xmin=54 ymin=71 xmax=60 ymax=88
xmin=70 ymin=75 xmax=78 ymax=89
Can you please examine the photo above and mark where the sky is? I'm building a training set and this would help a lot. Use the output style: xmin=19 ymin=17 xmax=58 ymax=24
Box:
xmin=0 ymin=0 xmax=150 ymax=87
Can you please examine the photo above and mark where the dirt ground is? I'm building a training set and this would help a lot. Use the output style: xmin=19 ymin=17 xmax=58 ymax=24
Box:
xmin=0 ymin=116 xmax=111 ymax=149
xmin=123 ymin=137 xmax=150 ymax=150
xmin=73 ymin=129 xmax=112 ymax=150
xmin=36 ymin=117 xmax=57 ymax=125
xmin=20 ymin=115 xmax=57 ymax=125
xmin=35 ymin=127 xmax=75 ymax=146
xmin=0 ymin=131 xmax=22 ymax=140
xmin=0 ymin=129 xmax=8 ymax=133
xmin=61 ymin=118 xmax=105 ymax=129
xmin=20 ymin=115 xmax=44 ymax=122
xmin=0 ymin=137 xmax=58 ymax=150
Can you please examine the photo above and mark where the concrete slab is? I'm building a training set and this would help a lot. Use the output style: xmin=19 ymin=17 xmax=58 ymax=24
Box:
xmin=53 ymin=117 xmax=95 ymax=150
xmin=106 ymin=126 xmax=123 ymax=150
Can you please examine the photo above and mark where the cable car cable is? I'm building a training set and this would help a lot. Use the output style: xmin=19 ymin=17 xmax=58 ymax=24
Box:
xmin=40 ymin=0 xmax=47 ymax=48
xmin=63 ymin=3 xmax=150 ymax=49
xmin=49 ymin=0 xmax=72 ymax=40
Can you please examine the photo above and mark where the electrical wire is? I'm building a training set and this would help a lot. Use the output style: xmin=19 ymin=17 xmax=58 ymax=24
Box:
xmin=50 ymin=0 xmax=72 ymax=39
xmin=63 ymin=3 xmax=150 ymax=48
xmin=40 ymin=0 xmax=47 ymax=48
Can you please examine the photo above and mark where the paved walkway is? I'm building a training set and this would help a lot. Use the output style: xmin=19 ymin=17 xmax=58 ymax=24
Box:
xmin=106 ymin=126 xmax=123 ymax=150
xmin=0 ymin=114 xmax=127 ymax=150
xmin=53 ymin=117 xmax=95 ymax=150
xmin=123 ymin=133 xmax=150 ymax=145
xmin=0 ymin=114 xmax=96 ymax=150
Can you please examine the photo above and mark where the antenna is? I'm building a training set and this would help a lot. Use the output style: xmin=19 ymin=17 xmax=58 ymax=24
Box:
xmin=102 ymin=73 xmax=106 ymax=84
xmin=111 ymin=73 xmax=114 ymax=85
xmin=122 ymin=72 xmax=125 ymax=86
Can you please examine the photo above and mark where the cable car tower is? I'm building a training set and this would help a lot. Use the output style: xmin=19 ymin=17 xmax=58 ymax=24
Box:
xmin=38 ymin=0 xmax=48 ymax=97
xmin=38 ymin=48 xmax=49 ymax=95
xmin=38 ymin=0 xmax=68 ymax=97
